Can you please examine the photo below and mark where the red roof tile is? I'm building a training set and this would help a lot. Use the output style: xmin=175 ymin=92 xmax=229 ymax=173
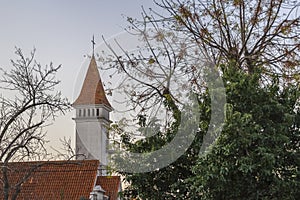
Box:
xmin=96 ymin=176 xmax=121 ymax=200
xmin=0 ymin=160 xmax=99 ymax=200
xmin=73 ymin=55 xmax=112 ymax=108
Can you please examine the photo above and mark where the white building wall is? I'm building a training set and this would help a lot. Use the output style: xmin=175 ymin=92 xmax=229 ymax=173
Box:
xmin=74 ymin=105 xmax=111 ymax=166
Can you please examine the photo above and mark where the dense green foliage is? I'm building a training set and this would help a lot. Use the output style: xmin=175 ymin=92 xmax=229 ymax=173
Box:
xmin=119 ymin=92 xmax=207 ymax=199
xmin=189 ymin=67 xmax=300 ymax=199
xmin=119 ymin=65 xmax=299 ymax=199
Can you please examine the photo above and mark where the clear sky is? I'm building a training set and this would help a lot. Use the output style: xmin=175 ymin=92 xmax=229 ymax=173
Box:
xmin=0 ymin=0 xmax=156 ymax=151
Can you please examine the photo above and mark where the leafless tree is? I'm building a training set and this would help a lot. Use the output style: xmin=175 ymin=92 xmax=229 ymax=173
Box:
xmin=0 ymin=48 xmax=71 ymax=200
xmin=154 ymin=0 xmax=300 ymax=77
xmin=101 ymin=0 xmax=299 ymax=130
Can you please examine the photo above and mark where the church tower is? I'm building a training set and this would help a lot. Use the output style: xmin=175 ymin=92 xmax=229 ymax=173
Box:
xmin=73 ymin=54 xmax=112 ymax=166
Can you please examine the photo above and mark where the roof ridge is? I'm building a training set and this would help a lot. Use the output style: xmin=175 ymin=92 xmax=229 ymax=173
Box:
xmin=6 ymin=159 xmax=99 ymax=164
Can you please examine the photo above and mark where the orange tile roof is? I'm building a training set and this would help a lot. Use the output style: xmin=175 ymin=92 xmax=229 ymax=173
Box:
xmin=0 ymin=160 xmax=99 ymax=200
xmin=96 ymin=176 xmax=121 ymax=200
xmin=73 ymin=55 xmax=112 ymax=108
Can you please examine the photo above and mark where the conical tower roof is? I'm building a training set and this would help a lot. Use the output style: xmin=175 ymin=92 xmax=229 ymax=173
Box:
xmin=73 ymin=55 xmax=112 ymax=108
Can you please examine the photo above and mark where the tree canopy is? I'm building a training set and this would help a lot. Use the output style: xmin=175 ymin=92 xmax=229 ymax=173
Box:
xmin=101 ymin=0 xmax=299 ymax=199
xmin=0 ymin=48 xmax=71 ymax=200
xmin=188 ymin=65 xmax=299 ymax=199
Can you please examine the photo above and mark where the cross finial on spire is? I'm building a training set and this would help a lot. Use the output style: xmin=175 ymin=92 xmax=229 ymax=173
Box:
xmin=91 ymin=35 xmax=96 ymax=55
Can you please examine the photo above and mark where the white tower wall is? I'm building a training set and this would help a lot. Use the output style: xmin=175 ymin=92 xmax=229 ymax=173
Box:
xmin=73 ymin=105 xmax=111 ymax=165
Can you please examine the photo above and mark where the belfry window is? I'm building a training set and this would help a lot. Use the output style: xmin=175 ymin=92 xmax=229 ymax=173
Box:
xmin=96 ymin=108 xmax=99 ymax=116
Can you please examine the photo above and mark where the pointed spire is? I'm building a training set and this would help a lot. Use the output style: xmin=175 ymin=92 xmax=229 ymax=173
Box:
xmin=73 ymin=55 xmax=112 ymax=108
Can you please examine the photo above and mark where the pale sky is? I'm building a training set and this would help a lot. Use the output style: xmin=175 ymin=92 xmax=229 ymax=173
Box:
xmin=0 ymin=0 xmax=156 ymax=151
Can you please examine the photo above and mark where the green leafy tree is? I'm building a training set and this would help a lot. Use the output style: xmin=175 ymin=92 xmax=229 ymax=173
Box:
xmin=188 ymin=65 xmax=299 ymax=199
xmin=103 ymin=0 xmax=299 ymax=199
xmin=113 ymin=92 xmax=208 ymax=199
